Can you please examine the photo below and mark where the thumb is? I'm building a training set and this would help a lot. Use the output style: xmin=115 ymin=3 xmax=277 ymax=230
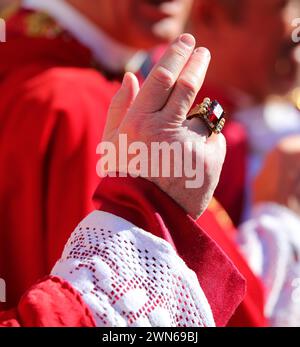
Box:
xmin=104 ymin=72 xmax=140 ymax=140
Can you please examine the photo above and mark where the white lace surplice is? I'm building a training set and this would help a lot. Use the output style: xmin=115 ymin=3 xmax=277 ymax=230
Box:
xmin=238 ymin=203 xmax=300 ymax=327
xmin=52 ymin=211 xmax=215 ymax=327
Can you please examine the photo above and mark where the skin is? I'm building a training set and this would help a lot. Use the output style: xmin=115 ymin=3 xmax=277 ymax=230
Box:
xmin=254 ymin=135 xmax=300 ymax=215
xmin=190 ymin=0 xmax=298 ymax=101
xmin=64 ymin=1 xmax=223 ymax=217
xmin=65 ymin=0 xmax=194 ymax=49
xmin=103 ymin=34 xmax=226 ymax=218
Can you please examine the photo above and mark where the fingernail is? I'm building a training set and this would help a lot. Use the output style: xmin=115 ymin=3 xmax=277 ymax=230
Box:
xmin=194 ymin=47 xmax=211 ymax=58
xmin=179 ymin=33 xmax=195 ymax=47
xmin=122 ymin=72 xmax=130 ymax=87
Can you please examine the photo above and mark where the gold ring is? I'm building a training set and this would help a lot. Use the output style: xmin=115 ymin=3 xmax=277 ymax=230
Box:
xmin=187 ymin=98 xmax=226 ymax=135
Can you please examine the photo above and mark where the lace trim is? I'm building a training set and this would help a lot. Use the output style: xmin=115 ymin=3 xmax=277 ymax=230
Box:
xmin=52 ymin=211 xmax=215 ymax=327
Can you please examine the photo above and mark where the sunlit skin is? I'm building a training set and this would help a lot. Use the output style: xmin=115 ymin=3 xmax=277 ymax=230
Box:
xmin=189 ymin=0 xmax=298 ymax=101
xmin=66 ymin=0 xmax=194 ymax=49
xmin=254 ymin=135 xmax=300 ymax=215
xmin=63 ymin=1 xmax=226 ymax=217
xmin=103 ymin=34 xmax=226 ymax=218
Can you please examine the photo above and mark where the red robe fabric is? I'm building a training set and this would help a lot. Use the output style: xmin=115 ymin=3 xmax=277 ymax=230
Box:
xmin=0 ymin=177 xmax=245 ymax=327
xmin=0 ymin=9 xmax=118 ymax=310
xmin=93 ymin=176 xmax=246 ymax=327
xmin=0 ymin=276 xmax=96 ymax=327
xmin=200 ymin=204 xmax=266 ymax=327
xmin=0 ymin=9 xmax=263 ymax=327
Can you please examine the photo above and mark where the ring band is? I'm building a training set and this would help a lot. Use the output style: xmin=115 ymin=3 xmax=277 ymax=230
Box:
xmin=187 ymin=98 xmax=226 ymax=135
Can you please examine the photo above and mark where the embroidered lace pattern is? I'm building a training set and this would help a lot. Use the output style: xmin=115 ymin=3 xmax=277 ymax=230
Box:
xmin=52 ymin=211 xmax=215 ymax=327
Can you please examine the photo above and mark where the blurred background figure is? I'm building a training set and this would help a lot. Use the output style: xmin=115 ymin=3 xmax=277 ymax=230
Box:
xmin=190 ymin=0 xmax=300 ymax=222
xmin=1 ymin=0 xmax=299 ymax=327
xmin=66 ymin=0 xmax=193 ymax=49
xmin=0 ymin=0 xmax=266 ymax=329
xmin=0 ymin=0 xmax=19 ymax=10
xmin=191 ymin=0 xmax=298 ymax=101
xmin=190 ymin=0 xmax=300 ymax=326
xmin=0 ymin=0 xmax=193 ymax=310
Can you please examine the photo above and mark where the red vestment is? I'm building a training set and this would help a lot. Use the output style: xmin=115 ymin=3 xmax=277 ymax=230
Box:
xmin=195 ymin=88 xmax=266 ymax=326
xmin=0 ymin=276 xmax=96 ymax=327
xmin=200 ymin=203 xmax=266 ymax=326
xmin=0 ymin=9 xmax=118 ymax=309
xmin=0 ymin=9 xmax=264 ymax=327
xmin=0 ymin=177 xmax=246 ymax=327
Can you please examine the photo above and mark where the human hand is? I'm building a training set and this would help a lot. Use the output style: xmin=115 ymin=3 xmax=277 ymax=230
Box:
xmin=99 ymin=34 xmax=226 ymax=219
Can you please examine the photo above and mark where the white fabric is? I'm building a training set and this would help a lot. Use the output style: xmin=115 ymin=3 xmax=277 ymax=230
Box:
xmin=52 ymin=211 xmax=215 ymax=327
xmin=22 ymin=0 xmax=146 ymax=73
xmin=238 ymin=203 xmax=300 ymax=326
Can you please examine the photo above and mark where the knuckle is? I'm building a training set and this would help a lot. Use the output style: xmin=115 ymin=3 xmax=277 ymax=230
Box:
xmin=177 ymin=77 xmax=198 ymax=95
xmin=151 ymin=66 xmax=175 ymax=89
xmin=170 ymin=45 xmax=188 ymax=60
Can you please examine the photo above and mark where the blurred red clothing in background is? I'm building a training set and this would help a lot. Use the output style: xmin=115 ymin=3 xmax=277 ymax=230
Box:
xmin=0 ymin=9 xmax=118 ymax=309
xmin=0 ymin=8 xmax=265 ymax=327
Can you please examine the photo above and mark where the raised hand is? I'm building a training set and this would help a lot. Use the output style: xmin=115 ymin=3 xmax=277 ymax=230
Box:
xmin=99 ymin=34 xmax=226 ymax=219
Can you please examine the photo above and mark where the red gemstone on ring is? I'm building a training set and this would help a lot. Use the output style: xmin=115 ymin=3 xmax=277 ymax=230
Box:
xmin=207 ymin=100 xmax=225 ymax=124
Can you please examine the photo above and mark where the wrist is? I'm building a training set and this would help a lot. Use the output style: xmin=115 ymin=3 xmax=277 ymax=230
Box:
xmin=146 ymin=176 xmax=207 ymax=219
